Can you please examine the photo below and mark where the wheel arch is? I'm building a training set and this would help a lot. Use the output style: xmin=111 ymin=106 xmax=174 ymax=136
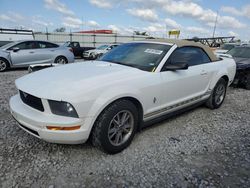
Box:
xmin=90 ymin=96 xmax=144 ymax=134
xmin=54 ymin=55 xmax=68 ymax=63
xmin=0 ymin=57 xmax=11 ymax=67
xmin=209 ymin=72 xmax=230 ymax=90
xmin=221 ymin=75 xmax=229 ymax=84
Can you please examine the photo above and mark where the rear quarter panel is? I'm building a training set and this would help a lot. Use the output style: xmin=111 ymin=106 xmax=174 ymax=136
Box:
xmin=54 ymin=47 xmax=75 ymax=63
xmin=207 ymin=57 xmax=236 ymax=90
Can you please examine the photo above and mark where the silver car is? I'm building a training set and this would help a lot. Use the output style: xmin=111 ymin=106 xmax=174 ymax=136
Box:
xmin=0 ymin=40 xmax=75 ymax=72
xmin=83 ymin=44 xmax=119 ymax=60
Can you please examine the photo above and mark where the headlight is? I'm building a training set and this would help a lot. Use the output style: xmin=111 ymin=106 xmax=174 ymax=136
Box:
xmin=48 ymin=100 xmax=79 ymax=118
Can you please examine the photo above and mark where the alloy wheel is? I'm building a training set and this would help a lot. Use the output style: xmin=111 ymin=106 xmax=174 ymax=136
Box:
xmin=214 ymin=84 xmax=225 ymax=105
xmin=56 ymin=57 xmax=67 ymax=64
xmin=108 ymin=110 xmax=134 ymax=146
xmin=0 ymin=60 xmax=7 ymax=71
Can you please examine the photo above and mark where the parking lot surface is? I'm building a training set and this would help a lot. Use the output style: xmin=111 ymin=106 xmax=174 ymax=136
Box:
xmin=0 ymin=67 xmax=250 ymax=187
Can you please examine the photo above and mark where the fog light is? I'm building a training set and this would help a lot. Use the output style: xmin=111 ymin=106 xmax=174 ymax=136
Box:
xmin=46 ymin=125 xmax=81 ymax=131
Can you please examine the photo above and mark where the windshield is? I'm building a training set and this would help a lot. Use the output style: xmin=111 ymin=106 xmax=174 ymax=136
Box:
xmin=227 ymin=47 xmax=250 ymax=58
xmin=99 ymin=42 xmax=171 ymax=72
xmin=221 ymin=44 xmax=235 ymax=51
xmin=0 ymin=41 xmax=17 ymax=49
xmin=62 ymin=42 xmax=70 ymax=47
xmin=97 ymin=45 xmax=109 ymax=50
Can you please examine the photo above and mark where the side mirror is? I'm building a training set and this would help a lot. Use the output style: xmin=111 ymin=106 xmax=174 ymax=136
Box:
xmin=12 ymin=47 xmax=20 ymax=52
xmin=107 ymin=47 xmax=112 ymax=50
xmin=164 ymin=63 xmax=189 ymax=71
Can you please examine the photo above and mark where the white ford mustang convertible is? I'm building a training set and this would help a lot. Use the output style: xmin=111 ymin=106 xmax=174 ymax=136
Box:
xmin=10 ymin=39 xmax=236 ymax=154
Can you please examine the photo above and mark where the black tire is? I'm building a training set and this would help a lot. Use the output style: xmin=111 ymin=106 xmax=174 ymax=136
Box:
xmin=0 ymin=58 xmax=9 ymax=72
xmin=206 ymin=78 xmax=227 ymax=109
xmin=97 ymin=53 xmax=103 ymax=59
xmin=91 ymin=100 xmax=138 ymax=154
xmin=245 ymin=73 xmax=250 ymax=90
xmin=54 ymin=56 xmax=68 ymax=64
xmin=89 ymin=53 xmax=96 ymax=60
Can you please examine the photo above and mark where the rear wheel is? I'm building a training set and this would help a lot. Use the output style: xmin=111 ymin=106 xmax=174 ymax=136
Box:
xmin=0 ymin=58 xmax=9 ymax=72
xmin=91 ymin=100 xmax=138 ymax=154
xmin=54 ymin=56 xmax=68 ymax=64
xmin=206 ymin=78 xmax=227 ymax=109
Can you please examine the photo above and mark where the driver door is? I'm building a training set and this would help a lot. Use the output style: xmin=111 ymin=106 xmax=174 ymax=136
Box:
xmin=160 ymin=46 xmax=211 ymax=108
xmin=8 ymin=41 xmax=39 ymax=67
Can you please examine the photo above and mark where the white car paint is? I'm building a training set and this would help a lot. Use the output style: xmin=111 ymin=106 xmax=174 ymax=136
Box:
xmin=82 ymin=44 xmax=118 ymax=59
xmin=9 ymin=41 xmax=236 ymax=144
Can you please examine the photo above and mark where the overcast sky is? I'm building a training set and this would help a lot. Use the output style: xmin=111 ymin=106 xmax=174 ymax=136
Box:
xmin=0 ymin=0 xmax=250 ymax=40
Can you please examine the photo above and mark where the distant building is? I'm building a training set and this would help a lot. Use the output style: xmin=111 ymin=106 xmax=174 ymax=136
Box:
xmin=76 ymin=30 xmax=113 ymax=34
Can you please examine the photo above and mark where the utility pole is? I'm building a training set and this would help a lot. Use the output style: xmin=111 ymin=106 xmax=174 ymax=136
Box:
xmin=212 ymin=11 xmax=218 ymax=38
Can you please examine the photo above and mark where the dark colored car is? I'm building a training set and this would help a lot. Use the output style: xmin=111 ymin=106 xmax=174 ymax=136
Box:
xmin=63 ymin=41 xmax=95 ymax=58
xmin=227 ymin=46 xmax=250 ymax=89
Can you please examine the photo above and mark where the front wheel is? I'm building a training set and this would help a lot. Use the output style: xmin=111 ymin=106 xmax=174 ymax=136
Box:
xmin=54 ymin=56 xmax=68 ymax=64
xmin=91 ymin=100 xmax=138 ymax=154
xmin=89 ymin=53 xmax=96 ymax=60
xmin=206 ymin=78 xmax=227 ymax=109
xmin=0 ymin=58 xmax=9 ymax=72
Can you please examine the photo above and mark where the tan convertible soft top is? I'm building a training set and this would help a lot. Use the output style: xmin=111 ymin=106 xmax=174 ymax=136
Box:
xmin=142 ymin=39 xmax=218 ymax=62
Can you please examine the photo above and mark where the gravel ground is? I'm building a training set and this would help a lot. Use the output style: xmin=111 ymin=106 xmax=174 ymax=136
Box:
xmin=0 ymin=67 xmax=250 ymax=188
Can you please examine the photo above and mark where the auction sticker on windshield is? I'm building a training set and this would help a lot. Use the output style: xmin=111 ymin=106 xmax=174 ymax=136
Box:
xmin=144 ymin=49 xmax=163 ymax=55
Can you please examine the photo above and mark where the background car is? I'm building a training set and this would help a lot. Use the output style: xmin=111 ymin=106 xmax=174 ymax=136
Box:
xmin=215 ymin=43 xmax=239 ymax=54
xmin=0 ymin=40 xmax=74 ymax=72
xmin=63 ymin=41 xmax=95 ymax=58
xmin=82 ymin=44 xmax=119 ymax=60
xmin=226 ymin=46 xmax=250 ymax=89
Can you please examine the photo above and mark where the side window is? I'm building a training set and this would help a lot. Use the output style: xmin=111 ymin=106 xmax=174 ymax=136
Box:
xmin=37 ymin=42 xmax=47 ymax=48
xmin=48 ymin=42 xmax=59 ymax=48
xmin=37 ymin=42 xmax=58 ymax=48
xmin=10 ymin=41 xmax=38 ymax=50
xmin=167 ymin=47 xmax=211 ymax=66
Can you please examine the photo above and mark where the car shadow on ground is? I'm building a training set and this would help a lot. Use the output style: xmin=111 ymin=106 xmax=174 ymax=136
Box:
xmin=5 ymin=67 xmax=27 ymax=72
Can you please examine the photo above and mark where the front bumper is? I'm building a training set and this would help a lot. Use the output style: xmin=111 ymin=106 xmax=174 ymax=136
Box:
xmin=9 ymin=95 xmax=90 ymax=144
xmin=82 ymin=52 xmax=90 ymax=58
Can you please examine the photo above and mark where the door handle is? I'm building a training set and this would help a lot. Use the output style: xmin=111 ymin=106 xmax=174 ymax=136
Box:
xmin=29 ymin=51 xmax=35 ymax=54
xmin=200 ymin=70 xmax=208 ymax=75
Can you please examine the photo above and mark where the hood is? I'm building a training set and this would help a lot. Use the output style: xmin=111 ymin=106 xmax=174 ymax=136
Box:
xmin=233 ymin=57 xmax=250 ymax=64
xmin=15 ymin=61 xmax=143 ymax=101
xmin=233 ymin=57 xmax=250 ymax=69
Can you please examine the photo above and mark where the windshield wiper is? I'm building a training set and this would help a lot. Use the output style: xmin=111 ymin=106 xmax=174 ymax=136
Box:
xmin=109 ymin=61 xmax=140 ymax=69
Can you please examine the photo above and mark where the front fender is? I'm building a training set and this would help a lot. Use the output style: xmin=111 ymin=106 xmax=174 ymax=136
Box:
xmin=84 ymin=86 xmax=143 ymax=127
xmin=89 ymin=86 xmax=143 ymax=117
xmin=0 ymin=50 xmax=11 ymax=64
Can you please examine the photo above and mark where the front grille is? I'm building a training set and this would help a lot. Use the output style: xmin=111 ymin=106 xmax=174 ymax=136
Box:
xmin=19 ymin=90 xmax=44 ymax=112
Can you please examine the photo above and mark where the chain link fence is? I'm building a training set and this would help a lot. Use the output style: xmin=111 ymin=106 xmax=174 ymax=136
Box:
xmin=34 ymin=32 xmax=149 ymax=47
